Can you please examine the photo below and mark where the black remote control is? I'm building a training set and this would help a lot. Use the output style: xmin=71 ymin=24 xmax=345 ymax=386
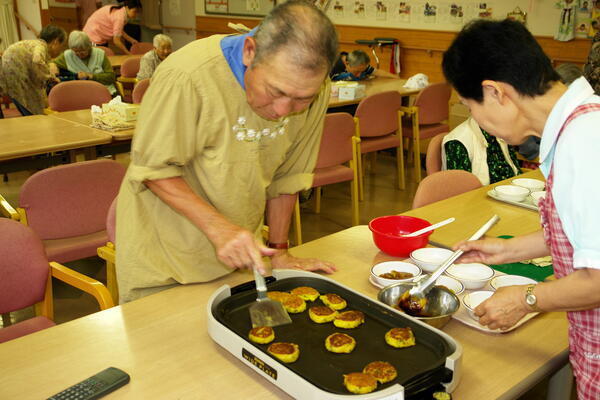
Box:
xmin=47 ymin=367 xmax=130 ymax=400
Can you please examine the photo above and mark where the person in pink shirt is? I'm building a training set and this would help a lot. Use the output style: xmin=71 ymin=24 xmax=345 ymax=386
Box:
xmin=83 ymin=0 xmax=141 ymax=55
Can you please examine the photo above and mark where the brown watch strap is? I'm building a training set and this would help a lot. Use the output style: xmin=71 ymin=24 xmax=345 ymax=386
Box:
xmin=266 ymin=241 xmax=289 ymax=249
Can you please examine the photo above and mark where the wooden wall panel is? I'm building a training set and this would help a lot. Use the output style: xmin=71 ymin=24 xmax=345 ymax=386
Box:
xmin=48 ymin=6 xmax=79 ymax=33
xmin=196 ymin=16 xmax=592 ymax=83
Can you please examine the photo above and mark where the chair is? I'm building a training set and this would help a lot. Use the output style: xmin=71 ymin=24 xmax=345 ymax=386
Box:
xmin=292 ymin=113 xmax=360 ymax=245
xmin=130 ymin=42 xmax=154 ymax=55
xmin=354 ymin=90 xmax=405 ymax=201
xmin=0 ymin=219 xmax=113 ymax=343
xmin=47 ymin=80 xmax=112 ymax=112
xmin=96 ymin=45 xmax=115 ymax=56
xmin=0 ymin=160 xmax=126 ymax=265
xmin=412 ymin=170 xmax=482 ymax=209
xmin=425 ymin=132 xmax=446 ymax=176
xmin=401 ymin=82 xmax=452 ymax=183
xmin=116 ymin=56 xmax=141 ymax=102
xmin=132 ymin=78 xmax=150 ymax=104
xmin=97 ymin=197 xmax=118 ymax=304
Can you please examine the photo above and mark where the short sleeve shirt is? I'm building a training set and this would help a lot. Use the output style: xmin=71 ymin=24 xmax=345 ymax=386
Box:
xmin=83 ymin=5 xmax=126 ymax=44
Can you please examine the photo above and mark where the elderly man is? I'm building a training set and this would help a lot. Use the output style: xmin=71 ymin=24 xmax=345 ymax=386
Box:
xmin=136 ymin=33 xmax=172 ymax=80
xmin=444 ymin=20 xmax=600 ymax=399
xmin=116 ymin=0 xmax=338 ymax=302
xmin=330 ymin=50 xmax=397 ymax=81
xmin=51 ymin=30 xmax=116 ymax=94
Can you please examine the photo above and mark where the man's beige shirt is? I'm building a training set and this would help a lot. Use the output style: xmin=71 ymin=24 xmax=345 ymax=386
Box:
xmin=116 ymin=35 xmax=330 ymax=302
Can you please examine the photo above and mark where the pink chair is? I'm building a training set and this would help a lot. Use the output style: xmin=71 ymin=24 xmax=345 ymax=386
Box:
xmin=96 ymin=45 xmax=115 ymax=56
xmin=292 ymin=113 xmax=359 ymax=245
xmin=412 ymin=170 xmax=482 ymax=209
xmin=425 ymin=132 xmax=446 ymax=176
xmin=117 ymin=56 xmax=141 ymax=102
xmin=0 ymin=160 xmax=126 ymax=265
xmin=47 ymin=80 xmax=112 ymax=112
xmin=119 ymin=56 xmax=141 ymax=78
xmin=132 ymin=78 xmax=150 ymax=104
xmin=0 ymin=219 xmax=113 ymax=343
xmin=401 ymin=82 xmax=452 ymax=183
xmin=130 ymin=42 xmax=154 ymax=55
xmin=354 ymin=90 xmax=405 ymax=200
xmin=97 ymin=197 xmax=118 ymax=303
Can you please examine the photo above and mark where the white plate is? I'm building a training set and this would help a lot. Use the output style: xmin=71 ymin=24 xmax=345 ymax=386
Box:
xmin=487 ymin=189 xmax=538 ymax=211
xmin=369 ymin=275 xmax=384 ymax=289
xmin=490 ymin=275 xmax=537 ymax=290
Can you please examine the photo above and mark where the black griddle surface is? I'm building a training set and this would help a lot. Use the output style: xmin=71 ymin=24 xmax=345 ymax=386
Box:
xmin=213 ymin=276 xmax=453 ymax=397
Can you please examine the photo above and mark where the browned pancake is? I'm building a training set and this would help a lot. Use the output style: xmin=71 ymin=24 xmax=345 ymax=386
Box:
xmin=282 ymin=294 xmax=306 ymax=313
xmin=363 ymin=361 xmax=398 ymax=383
xmin=388 ymin=327 xmax=412 ymax=340
xmin=310 ymin=306 xmax=336 ymax=316
xmin=267 ymin=342 xmax=300 ymax=363
xmin=290 ymin=286 xmax=319 ymax=301
xmin=333 ymin=310 xmax=365 ymax=328
xmin=267 ymin=291 xmax=292 ymax=303
xmin=320 ymin=293 xmax=347 ymax=310
xmin=249 ymin=327 xmax=273 ymax=338
xmin=343 ymin=372 xmax=377 ymax=394
xmin=328 ymin=333 xmax=354 ymax=346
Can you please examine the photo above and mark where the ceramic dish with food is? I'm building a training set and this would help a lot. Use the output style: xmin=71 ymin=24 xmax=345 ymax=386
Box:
xmin=462 ymin=290 xmax=494 ymax=321
xmin=512 ymin=178 xmax=545 ymax=192
xmin=530 ymin=191 xmax=546 ymax=207
xmin=493 ymin=185 xmax=530 ymax=202
xmin=370 ymin=261 xmax=422 ymax=288
xmin=410 ymin=247 xmax=455 ymax=273
xmin=490 ymin=275 xmax=537 ymax=291
xmin=445 ymin=263 xmax=495 ymax=290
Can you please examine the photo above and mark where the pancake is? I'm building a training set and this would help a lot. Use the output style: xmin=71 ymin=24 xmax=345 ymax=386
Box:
xmin=308 ymin=305 xmax=338 ymax=323
xmin=290 ymin=286 xmax=320 ymax=301
xmin=248 ymin=326 xmax=275 ymax=344
xmin=282 ymin=294 xmax=306 ymax=313
xmin=319 ymin=293 xmax=347 ymax=310
xmin=267 ymin=291 xmax=292 ymax=303
xmin=362 ymin=361 xmax=398 ymax=383
xmin=343 ymin=372 xmax=377 ymax=394
xmin=325 ymin=333 xmax=356 ymax=353
xmin=267 ymin=342 xmax=300 ymax=363
xmin=333 ymin=310 xmax=365 ymax=329
xmin=385 ymin=327 xmax=416 ymax=348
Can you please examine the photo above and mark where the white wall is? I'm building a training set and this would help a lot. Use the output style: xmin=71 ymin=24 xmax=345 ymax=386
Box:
xmin=16 ymin=0 xmax=42 ymax=39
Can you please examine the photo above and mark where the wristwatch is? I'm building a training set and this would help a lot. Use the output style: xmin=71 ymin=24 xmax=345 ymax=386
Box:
xmin=525 ymin=284 xmax=542 ymax=312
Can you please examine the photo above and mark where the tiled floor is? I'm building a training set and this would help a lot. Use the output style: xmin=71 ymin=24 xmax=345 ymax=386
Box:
xmin=1 ymin=152 xmax=574 ymax=399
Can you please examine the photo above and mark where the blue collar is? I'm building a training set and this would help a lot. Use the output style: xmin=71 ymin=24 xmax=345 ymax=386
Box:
xmin=220 ymin=29 xmax=256 ymax=90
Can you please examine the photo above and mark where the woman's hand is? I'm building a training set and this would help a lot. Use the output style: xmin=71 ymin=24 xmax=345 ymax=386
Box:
xmin=454 ymin=237 xmax=512 ymax=264
xmin=48 ymin=62 xmax=59 ymax=76
xmin=474 ymin=285 xmax=531 ymax=330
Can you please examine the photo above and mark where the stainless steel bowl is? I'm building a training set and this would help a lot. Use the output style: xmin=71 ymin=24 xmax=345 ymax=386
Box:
xmin=378 ymin=282 xmax=460 ymax=329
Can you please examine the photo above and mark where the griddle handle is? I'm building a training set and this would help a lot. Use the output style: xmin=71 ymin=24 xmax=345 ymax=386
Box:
xmin=230 ymin=276 xmax=277 ymax=295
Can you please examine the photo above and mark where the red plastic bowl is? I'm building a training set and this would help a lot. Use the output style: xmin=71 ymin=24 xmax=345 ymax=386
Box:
xmin=368 ymin=215 xmax=433 ymax=257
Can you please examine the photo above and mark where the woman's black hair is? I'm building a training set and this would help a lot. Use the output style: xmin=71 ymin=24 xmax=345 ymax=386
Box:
xmin=39 ymin=24 xmax=67 ymax=44
xmin=110 ymin=0 xmax=142 ymax=11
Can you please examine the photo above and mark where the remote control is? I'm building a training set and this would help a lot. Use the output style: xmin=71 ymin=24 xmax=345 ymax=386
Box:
xmin=47 ymin=367 xmax=130 ymax=400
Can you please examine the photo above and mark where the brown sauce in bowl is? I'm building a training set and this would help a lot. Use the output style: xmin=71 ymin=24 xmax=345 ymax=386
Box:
xmin=379 ymin=270 xmax=414 ymax=280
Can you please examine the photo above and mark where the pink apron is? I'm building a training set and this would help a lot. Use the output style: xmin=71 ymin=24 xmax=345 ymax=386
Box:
xmin=538 ymin=104 xmax=600 ymax=400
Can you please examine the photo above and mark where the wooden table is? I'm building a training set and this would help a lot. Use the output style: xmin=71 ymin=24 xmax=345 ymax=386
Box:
xmin=0 ymin=115 xmax=112 ymax=162
xmin=49 ymin=110 xmax=136 ymax=141
xmin=328 ymin=77 xmax=421 ymax=108
xmin=107 ymin=55 xmax=134 ymax=71
xmin=0 ymin=171 xmax=569 ymax=399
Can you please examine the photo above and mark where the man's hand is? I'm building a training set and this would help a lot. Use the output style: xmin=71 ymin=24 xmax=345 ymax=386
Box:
xmin=270 ymin=251 xmax=337 ymax=274
xmin=474 ymin=285 xmax=531 ymax=330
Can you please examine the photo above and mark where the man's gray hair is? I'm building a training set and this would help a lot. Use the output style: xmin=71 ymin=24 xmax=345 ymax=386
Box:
xmin=347 ymin=50 xmax=370 ymax=67
xmin=555 ymin=63 xmax=583 ymax=86
xmin=153 ymin=33 xmax=172 ymax=48
xmin=252 ymin=0 xmax=338 ymax=73
xmin=68 ymin=30 xmax=92 ymax=50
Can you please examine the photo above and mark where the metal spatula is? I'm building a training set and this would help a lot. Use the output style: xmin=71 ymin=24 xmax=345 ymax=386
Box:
xmin=249 ymin=268 xmax=292 ymax=328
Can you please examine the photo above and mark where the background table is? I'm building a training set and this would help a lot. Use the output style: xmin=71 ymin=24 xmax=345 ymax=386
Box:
xmin=49 ymin=110 xmax=136 ymax=141
xmin=328 ymin=77 xmax=421 ymax=108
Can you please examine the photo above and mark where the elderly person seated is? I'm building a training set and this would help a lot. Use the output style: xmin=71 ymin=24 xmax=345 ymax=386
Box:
xmin=136 ymin=34 xmax=172 ymax=81
xmin=330 ymin=50 xmax=397 ymax=81
xmin=51 ymin=30 xmax=116 ymax=95
xmin=442 ymin=117 xmax=522 ymax=185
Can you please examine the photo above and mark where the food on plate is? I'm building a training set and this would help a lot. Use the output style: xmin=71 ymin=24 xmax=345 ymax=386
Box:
xmin=333 ymin=310 xmax=365 ymax=329
xmin=397 ymin=291 xmax=427 ymax=316
xmin=343 ymin=372 xmax=378 ymax=394
xmin=385 ymin=327 xmax=416 ymax=348
xmin=325 ymin=332 xmax=356 ymax=353
xmin=267 ymin=291 xmax=292 ymax=303
xmin=433 ymin=391 xmax=453 ymax=400
xmin=290 ymin=286 xmax=320 ymax=301
xmin=378 ymin=270 xmax=414 ymax=280
xmin=267 ymin=342 xmax=300 ymax=363
xmin=248 ymin=326 xmax=275 ymax=344
xmin=319 ymin=293 xmax=347 ymax=310
xmin=362 ymin=361 xmax=398 ymax=383
xmin=308 ymin=305 xmax=338 ymax=323
xmin=282 ymin=294 xmax=306 ymax=313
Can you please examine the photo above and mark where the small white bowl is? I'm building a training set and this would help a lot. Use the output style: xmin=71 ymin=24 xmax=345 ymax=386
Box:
xmin=446 ymin=263 xmax=495 ymax=290
xmin=512 ymin=178 xmax=545 ymax=192
xmin=410 ymin=247 xmax=455 ymax=273
xmin=370 ymin=261 xmax=422 ymax=288
xmin=494 ymin=185 xmax=530 ymax=202
xmin=411 ymin=274 xmax=465 ymax=295
xmin=490 ymin=275 xmax=537 ymax=291
xmin=530 ymin=191 xmax=546 ymax=207
xmin=462 ymin=290 xmax=494 ymax=320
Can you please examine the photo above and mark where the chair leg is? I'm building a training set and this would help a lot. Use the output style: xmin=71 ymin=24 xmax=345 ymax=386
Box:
xmin=397 ymin=145 xmax=405 ymax=190
xmin=106 ymin=260 xmax=119 ymax=305
xmin=1 ymin=312 xmax=11 ymax=327
xmin=293 ymin=198 xmax=303 ymax=246
xmin=350 ymin=179 xmax=359 ymax=226
xmin=314 ymin=187 xmax=322 ymax=214
xmin=357 ymin=151 xmax=365 ymax=201
xmin=414 ymin=137 xmax=422 ymax=183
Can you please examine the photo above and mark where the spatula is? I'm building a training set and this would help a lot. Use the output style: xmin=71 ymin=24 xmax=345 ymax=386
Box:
xmin=401 ymin=214 xmax=500 ymax=310
xmin=249 ymin=268 xmax=292 ymax=328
